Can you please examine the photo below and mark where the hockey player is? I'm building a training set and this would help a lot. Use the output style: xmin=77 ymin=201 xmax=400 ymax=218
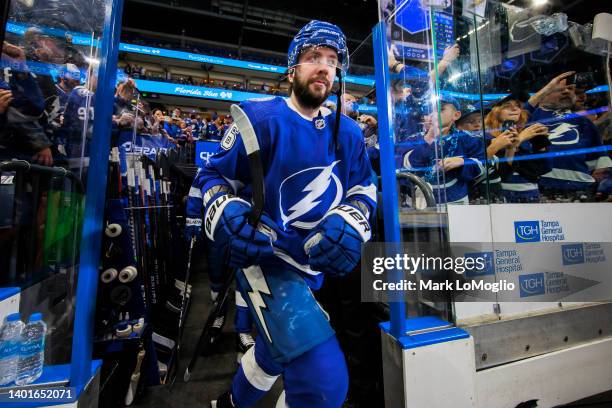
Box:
xmin=185 ymin=172 xmax=257 ymax=361
xmin=190 ymin=20 xmax=376 ymax=408
xmin=527 ymin=72 xmax=612 ymax=199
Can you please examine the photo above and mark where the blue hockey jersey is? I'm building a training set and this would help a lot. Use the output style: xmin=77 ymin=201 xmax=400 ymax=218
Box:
xmin=206 ymin=122 xmax=221 ymax=141
xmin=526 ymin=104 xmax=612 ymax=191
xmin=402 ymin=129 xmax=485 ymax=204
xmin=163 ymin=122 xmax=181 ymax=139
xmin=52 ymin=84 xmax=70 ymax=121
xmin=192 ymin=120 xmax=205 ymax=139
xmin=59 ymin=85 xmax=94 ymax=157
xmin=191 ymin=97 xmax=376 ymax=289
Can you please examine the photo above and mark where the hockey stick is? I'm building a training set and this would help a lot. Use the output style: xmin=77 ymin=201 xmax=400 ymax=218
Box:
xmin=167 ymin=236 xmax=195 ymax=389
xmin=182 ymin=104 xmax=265 ymax=383
xmin=231 ymin=104 xmax=265 ymax=227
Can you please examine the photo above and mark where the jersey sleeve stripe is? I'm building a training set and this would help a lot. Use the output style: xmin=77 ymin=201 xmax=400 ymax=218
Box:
xmin=346 ymin=183 xmax=377 ymax=202
xmin=188 ymin=186 xmax=202 ymax=199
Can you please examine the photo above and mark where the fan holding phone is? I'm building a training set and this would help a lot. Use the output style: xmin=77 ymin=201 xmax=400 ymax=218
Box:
xmin=484 ymin=92 xmax=551 ymax=203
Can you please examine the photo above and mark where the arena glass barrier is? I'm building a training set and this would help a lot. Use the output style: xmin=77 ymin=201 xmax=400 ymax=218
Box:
xmin=373 ymin=2 xmax=612 ymax=406
xmin=374 ymin=0 xmax=612 ymax=330
xmin=373 ymin=0 xmax=468 ymax=338
xmin=427 ymin=0 xmax=612 ymax=324
xmin=0 ymin=0 xmax=125 ymax=399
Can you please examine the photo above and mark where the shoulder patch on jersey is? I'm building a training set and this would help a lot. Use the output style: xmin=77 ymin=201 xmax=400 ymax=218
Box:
xmin=221 ymin=123 xmax=239 ymax=150
xmin=75 ymin=86 xmax=89 ymax=97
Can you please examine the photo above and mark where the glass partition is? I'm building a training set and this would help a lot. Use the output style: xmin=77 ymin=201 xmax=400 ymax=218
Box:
xmin=376 ymin=0 xmax=461 ymax=322
xmin=449 ymin=0 xmax=612 ymax=206
xmin=376 ymin=0 xmax=612 ymax=330
xmin=1 ymin=0 xmax=110 ymax=384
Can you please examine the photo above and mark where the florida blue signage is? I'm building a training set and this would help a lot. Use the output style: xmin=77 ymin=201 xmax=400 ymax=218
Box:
xmin=133 ymin=79 xmax=267 ymax=102
xmin=195 ymin=141 xmax=220 ymax=168
xmin=133 ymin=79 xmax=378 ymax=113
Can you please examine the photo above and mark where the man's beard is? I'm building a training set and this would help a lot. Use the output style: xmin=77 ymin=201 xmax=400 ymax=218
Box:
xmin=292 ymin=73 xmax=332 ymax=110
xmin=543 ymin=95 xmax=576 ymax=110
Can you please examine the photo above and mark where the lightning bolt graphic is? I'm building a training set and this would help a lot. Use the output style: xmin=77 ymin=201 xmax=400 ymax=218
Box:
xmin=548 ymin=123 xmax=579 ymax=145
xmin=282 ymin=161 xmax=340 ymax=227
xmin=243 ymin=266 xmax=273 ymax=343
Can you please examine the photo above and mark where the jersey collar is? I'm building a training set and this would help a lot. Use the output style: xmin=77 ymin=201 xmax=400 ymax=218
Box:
xmin=284 ymin=97 xmax=332 ymax=121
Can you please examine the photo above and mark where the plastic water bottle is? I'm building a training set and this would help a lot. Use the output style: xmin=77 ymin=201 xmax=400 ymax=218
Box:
xmin=15 ymin=313 xmax=46 ymax=386
xmin=0 ymin=313 xmax=24 ymax=385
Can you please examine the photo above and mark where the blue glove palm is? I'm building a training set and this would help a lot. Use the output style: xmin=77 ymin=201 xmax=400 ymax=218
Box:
xmin=212 ymin=199 xmax=275 ymax=268
xmin=303 ymin=205 xmax=369 ymax=277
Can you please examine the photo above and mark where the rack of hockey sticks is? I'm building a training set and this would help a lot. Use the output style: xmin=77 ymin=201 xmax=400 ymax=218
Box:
xmin=105 ymin=143 xmax=203 ymax=380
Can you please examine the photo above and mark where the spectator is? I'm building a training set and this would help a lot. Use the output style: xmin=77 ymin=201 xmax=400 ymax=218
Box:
xmin=594 ymin=168 xmax=612 ymax=202
xmin=0 ymin=42 xmax=53 ymax=166
xmin=205 ymin=114 xmax=221 ymax=141
xmin=341 ymin=93 xmax=359 ymax=120
xmin=456 ymin=103 xmax=484 ymax=134
xmin=484 ymin=93 xmax=551 ymax=203
xmin=114 ymin=78 xmax=137 ymax=118
xmin=527 ymin=72 xmax=612 ymax=200
xmin=150 ymin=109 xmax=171 ymax=140
xmin=403 ymin=96 xmax=485 ymax=204
xmin=164 ymin=112 xmax=181 ymax=140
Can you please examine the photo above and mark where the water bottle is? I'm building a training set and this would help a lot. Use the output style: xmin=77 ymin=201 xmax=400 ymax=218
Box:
xmin=0 ymin=313 xmax=24 ymax=386
xmin=15 ymin=313 xmax=46 ymax=386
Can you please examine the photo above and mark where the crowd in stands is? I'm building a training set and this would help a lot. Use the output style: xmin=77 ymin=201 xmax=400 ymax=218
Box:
xmin=112 ymin=80 xmax=234 ymax=146
xmin=121 ymin=33 xmax=375 ymax=76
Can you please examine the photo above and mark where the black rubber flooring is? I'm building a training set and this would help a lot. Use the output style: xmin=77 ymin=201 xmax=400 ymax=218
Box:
xmin=131 ymin=261 xmax=282 ymax=408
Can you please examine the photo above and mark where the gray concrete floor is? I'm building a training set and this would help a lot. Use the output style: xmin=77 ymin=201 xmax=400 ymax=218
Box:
xmin=131 ymin=265 xmax=282 ymax=408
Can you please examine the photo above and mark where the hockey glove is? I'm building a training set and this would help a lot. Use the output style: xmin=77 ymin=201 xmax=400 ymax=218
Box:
xmin=184 ymin=218 xmax=202 ymax=241
xmin=303 ymin=204 xmax=371 ymax=277
xmin=204 ymin=194 xmax=275 ymax=268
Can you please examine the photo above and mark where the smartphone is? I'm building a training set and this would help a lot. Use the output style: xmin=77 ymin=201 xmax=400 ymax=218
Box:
xmin=502 ymin=120 xmax=516 ymax=132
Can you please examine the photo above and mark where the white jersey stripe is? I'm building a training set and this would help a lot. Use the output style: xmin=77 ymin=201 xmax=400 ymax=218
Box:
xmin=188 ymin=187 xmax=202 ymax=199
xmin=240 ymin=346 xmax=279 ymax=391
xmin=542 ymin=168 xmax=595 ymax=183
xmin=346 ymin=183 xmax=377 ymax=202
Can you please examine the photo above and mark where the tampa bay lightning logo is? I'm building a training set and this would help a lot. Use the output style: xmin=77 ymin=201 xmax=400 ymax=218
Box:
xmin=547 ymin=123 xmax=579 ymax=145
xmin=279 ymin=161 xmax=343 ymax=229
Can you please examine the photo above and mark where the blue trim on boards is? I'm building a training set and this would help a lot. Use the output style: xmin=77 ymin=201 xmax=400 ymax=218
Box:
xmin=0 ymin=287 xmax=20 ymax=302
xmin=372 ymin=22 xmax=406 ymax=339
xmin=380 ymin=317 xmax=470 ymax=349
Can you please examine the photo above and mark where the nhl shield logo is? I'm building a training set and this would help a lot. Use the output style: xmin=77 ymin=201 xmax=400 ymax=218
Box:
xmin=314 ymin=118 xmax=326 ymax=130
